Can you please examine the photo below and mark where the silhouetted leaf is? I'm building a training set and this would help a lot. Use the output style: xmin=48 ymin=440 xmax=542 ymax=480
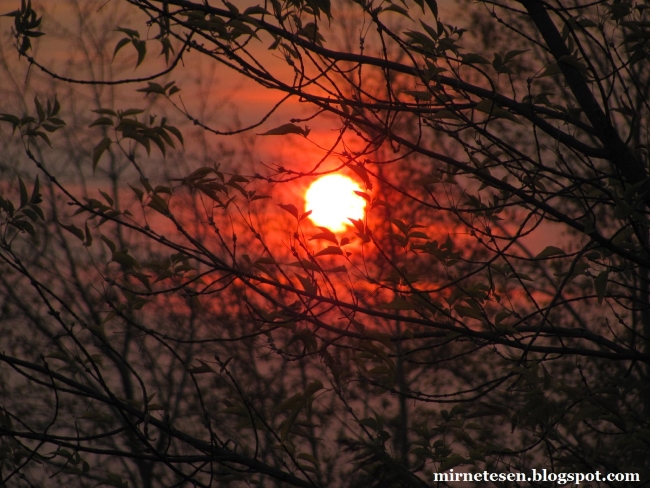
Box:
xmin=147 ymin=194 xmax=168 ymax=215
xmin=461 ymin=53 xmax=490 ymax=64
xmin=101 ymin=235 xmax=116 ymax=254
xmin=535 ymin=246 xmax=565 ymax=259
xmin=84 ymin=222 xmax=93 ymax=247
xmin=348 ymin=163 xmax=372 ymax=190
xmin=296 ymin=274 xmax=316 ymax=294
xmin=288 ymin=260 xmax=320 ymax=271
xmin=425 ymin=0 xmax=438 ymax=18
xmin=382 ymin=296 xmax=414 ymax=310
xmin=258 ymin=123 xmax=310 ymax=136
xmin=89 ymin=117 xmax=115 ymax=127
xmin=595 ymin=270 xmax=609 ymax=305
xmin=310 ymin=227 xmax=338 ymax=244
xmin=99 ymin=190 xmax=114 ymax=207
xmin=18 ymin=176 xmax=28 ymax=207
xmin=112 ymin=37 xmax=131 ymax=60
xmin=61 ymin=222 xmax=85 ymax=242
xmin=278 ymin=203 xmax=299 ymax=220
xmin=111 ymin=251 xmax=139 ymax=269
xmin=134 ymin=39 xmax=147 ymax=67
xmin=539 ymin=61 xmax=562 ymax=77
xmin=402 ymin=90 xmax=432 ymax=100
xmin=314 ymin=246 xmax=343 ymax=257
xmin=34 ymin=96 xmax=44 ymax=122
xmin=382 ymin=4 xmax=411 ymax=18
xmin=188 ymin=359 xmax=216 ymax=374
xmin=354 ymin=191 xmax=370 ymax=201
xmin=92 ymin=137 xmax=112 ymax=172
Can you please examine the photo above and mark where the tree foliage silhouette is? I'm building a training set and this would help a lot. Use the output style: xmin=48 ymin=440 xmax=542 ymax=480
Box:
xmin=1 ymin=0 xmax=649 ymax=486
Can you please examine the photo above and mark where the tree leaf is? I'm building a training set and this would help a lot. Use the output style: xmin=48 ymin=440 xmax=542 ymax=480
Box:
xmin=101 ymin=235 xmax=116 ymax=254
xmin=389 ymin=218 xmax=409 ymax=235
xmin=314 ymin=246 xmax=343 ymax=257
xmin=402 ymin=90 xmax=432 ymax=101
xmin=89 ymin=117 xmax=114 ymax=127
xmin=475 ymin=99 xmax=520 ymax=122
xmin=133 ymin=38 xmax=147 ymax=67
xmin=129 ymin=184 xmax=144 ymax=202
xmin=99 ymin=190 xmax=114 ymax=207
xmin=147 ymin=194 xmax=169 ymax=215
xmin=188 ymin=359 xmax=216 ymax=374
xmin=164 ymin=125 xmax=184 ymax=145
xmin=325 ymin=265 xmax=347 ymax=273
xmin=431 ymin=109 xmax=460 ymax=120
xmin=455 ymin=304 xmax=483 ymax=320
xmin=112 ymin=37 xmax=131 ymax=60
xmin=382 ymin=4 xmax=411 ymax=18
xmin=348 ymin=163 xmax=372 ymax=190
xmin=28 ymin=205 xmax=44 ymax=220
xmin=280 ymin=406 xmax=301 ymax=443
xmin=112 ymin=251 xmax=140 ymax=269
xmin=539 ymin=61 xmax=562 ymax=77
xmin=276 ymin=392 xmax=306 ymax=412
xmin=354 ymin=190 xmax=370 ymax=201
xmin=18 ymin=176 xmax=28 ymax=208
xmin=439 ymin=454 xmax=467 ymax=471
xmin=425 ymin=0 xmax=438 ymax=18
xmin=116 ymin=27 xmax=140 ymax=38
xmin=535 ymin=246 xmax=565 ymax=259
xmin=381 ymin=296 xmax=414 ymax=310
xmin=296 ymin=274 xmax=317 ymax=294
xmin=288 ymin=260 xmax=321 ymax=271
xmin=278 ymin=203 xmax=299 ymax=220
xmin=594 ymin=270 xmax=609 ymax=305
xmin=461 ymin=53 xmax=490 ymax=64
xmin=305 ymin=379 xmax=323 ymax=396
xmin=92 ymin=108 xmax=118 ymax=117
xmin=503 ymin=49 xmax=529 ymax=64
xmin=297 ymin=452 xmax=318 ymax=465
xmin=121 ymin=108 xmax=145 ymax=117
xmin=93 ymin=137 xmax=112 ymax=172
xmin=310 ymin=227 xmax=338 ymax=244
xmin=495 ymin=311 xmax=513 ymax=325
xmin=12 ymin=219 xmax=35 ymax=237
xmin=258 ymin=123 xmax=309 ymax=136
xmin=84 ymin=221 xmax=93 ymax=247
xmin=30 ymin=175 xmax=40 ymax=205
xmin=136 ymin=82 xmax=166 ymax=95
xmin=61 ymin=222 xmax=85 ymax=242
xmin=34 ymin=96 xmax=45 ymax=122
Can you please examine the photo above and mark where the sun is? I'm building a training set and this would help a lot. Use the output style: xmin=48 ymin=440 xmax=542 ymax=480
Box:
xmin=305 ymin=174 xmax=366 ymax=232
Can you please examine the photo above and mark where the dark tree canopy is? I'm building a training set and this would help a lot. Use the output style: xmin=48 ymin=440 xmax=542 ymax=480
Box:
xmin=0 ymin=0 xmax=649 ymax=486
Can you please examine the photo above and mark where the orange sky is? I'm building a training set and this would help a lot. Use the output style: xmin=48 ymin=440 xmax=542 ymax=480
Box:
xmin=0 ymin=0 xmax=563 ymax=259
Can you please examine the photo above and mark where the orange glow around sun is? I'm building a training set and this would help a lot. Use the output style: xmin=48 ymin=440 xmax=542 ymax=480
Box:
xmin=304 ymin=174 xmax=367 ymax=232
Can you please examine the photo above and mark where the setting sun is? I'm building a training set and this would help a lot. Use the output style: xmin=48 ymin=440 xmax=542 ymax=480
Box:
xmin=305 ymin=174 xmax=366 ymax=232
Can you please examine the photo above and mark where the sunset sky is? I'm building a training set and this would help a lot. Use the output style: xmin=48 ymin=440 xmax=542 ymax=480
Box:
xmin=0 ymin=0 xmax=562 ymax=251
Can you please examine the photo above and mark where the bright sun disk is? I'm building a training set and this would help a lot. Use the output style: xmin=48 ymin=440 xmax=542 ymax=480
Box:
xmin=305 ymin=174 xmax=366 ymax=233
